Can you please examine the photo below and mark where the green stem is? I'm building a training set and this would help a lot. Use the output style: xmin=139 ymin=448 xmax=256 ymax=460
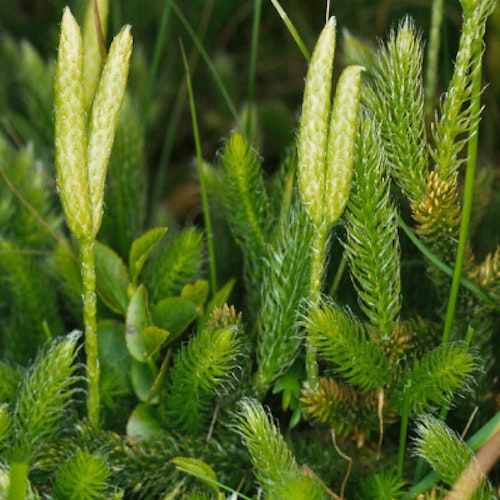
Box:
xmin=143 ymin=0 xmax=172 ymax=125
xmin=441 ymin=43 xmax=482 ymax=345
xmin=306 ymin=225 xmax=328 ymax=387
xmin=424 ymin=0 xmax=444 ymax=119
xmin=328 ymin=252 xmax=347 ymax=298
xmin=398 ymin=216 xmax=496 ymax=309
xmin=80 ymin=239 xmax=100 ymax=429
xmin=269 ymin=0 xmax=310 ymax=62
xmin=246 ymin=0 xmax=262 ymax=135
xmin=180 ymin=41 xmax=218 ymax=296
xmin=170 ymin=0 xmax=243 ymax=133
xmin=7 ymin=461 xmax=28 ymax=500
xmin=397 ymin=383 xmax=412 ymax=478
xmin=149 ymin=0 xmax=214 ymax=219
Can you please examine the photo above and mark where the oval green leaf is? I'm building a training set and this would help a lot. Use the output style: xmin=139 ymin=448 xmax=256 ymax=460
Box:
xmin=151 ymin=297 xmax=198 ymax=344
xmin=142 ymin=325 xmax=170 ymax=361
xmin=126 ymin=285 xmax=151 ymax=362
xmin=97 ymin=320 xmax=131 ymax=393
xmin=129 ymin=226 xmax=167 ymax=286
xmin=181 ymin=279 xmax=209 ymax=310
xmin=130 ymin=360 xmax=158 ymax=403
xmin=95 ymin=241 xmax=130 ymax=314
xmin=127 ymin=402 xmax=163 ymax=442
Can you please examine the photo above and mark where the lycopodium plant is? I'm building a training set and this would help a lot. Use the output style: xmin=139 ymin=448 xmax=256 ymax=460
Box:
xmin=0 ymin=0 xmax=499 ymax=498
xmin=296 ymin=17 xmax=363 ymax=387
xmin=54 ymin=5 xmax=132 ymax=428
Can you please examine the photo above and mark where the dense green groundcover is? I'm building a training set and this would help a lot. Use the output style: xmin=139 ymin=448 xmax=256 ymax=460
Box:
xmin=0 ymin=0 xmax=499 ymax=498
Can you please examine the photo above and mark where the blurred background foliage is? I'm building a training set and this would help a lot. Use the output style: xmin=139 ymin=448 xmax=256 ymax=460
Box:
xmin=1 ymin=0 xmax=498 ymax=218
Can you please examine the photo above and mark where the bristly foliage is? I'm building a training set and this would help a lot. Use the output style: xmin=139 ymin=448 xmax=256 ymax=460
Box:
xmin=344 ymin=111 xmax=401 ymax=341
xmin=0 ymin=38 xmax=54 ymax=161
xmin=301 ymin=377 xmax=381 ymax=445
xmin=11 ymin=331 xmax=80 ymax=461
xmin=0 ymin=135 xmax=64 ymax=363
xmin=362 ymin=17 xmax=428 ymax=204
xmin=52 ymin=448 xmax=113 ymax=499
xmin=414 ymin=415 xmax=494 ymax=498
xmin=0 ymin=136 xmax=59 ymax=248
xmin=219 ymin=132 xmax=271 ymax=261
xmin=219 ymin=132 xmax=272 ymax=315
xmin=162 ymin=308 xmax=245 ymax=434
xmin=254 ymin=199 xmax=312 ymax=394
xmin=0 ymin=404 xmax=12 ymax=445
xmin=109 ymin=434 xmax=186 ymax=497
xmin=397 ymin=343 xmax=476 ymax=413
xmin=463 ymin=247 xmax=500 ymax=358
xmin=0 ymin=363 xmax=22 ymax=404
xmin=412 ymin=170 xmax=471 ymax=293
xmin=0 ymin=240 xmax=64 ymax=364
xmin=47 ymin=240 xmax=83 ymax=321
xmin=431 ymin=0 xmax=496 ymax=180
xmin=306 ymin=298 xmax=390 ymax=391
xmin=234 ymin=397 xmax=326 ymax=499
xmin=469 ymin=247 xmax=500 ymax=305
xmin=144 ymin=227 xmax=204 ymax=303
xmin=112 ymin=430 xmax=247 ymax=498
xmin=358 ymin=470 xmax=406 ymax=499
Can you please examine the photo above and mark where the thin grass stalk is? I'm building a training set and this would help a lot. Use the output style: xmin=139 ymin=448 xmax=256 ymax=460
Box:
xmin=269 ymin=0 xmax=310 ymax=61
xmin=246 ymin=0 xmax=262 ymax=135
xmin=398 ymin=216 xmax=497 ymax=309
xmin=170 ymin=0 xmax=243 ymax=132
xmin=328 ymin=253 xmax=347 ymax=298
xmin=424 ymin=0 xmax=444 ymax=119
xmin=397 ymin=383 xmax=412 ymax=478
xmin=180 ymin=41 xmax=218 ymax=296
xmin=80 ymin=239 xmax=100 ymax=427
xmin=143 ymin=0 xmax=172 ymax=124
xmin=148 ymin=0 xmax=214 ymax=218
xmin=149 ymin=0 xmax=215 ymax=218
xmin=441 ymin=40 xmax=482 ymax=345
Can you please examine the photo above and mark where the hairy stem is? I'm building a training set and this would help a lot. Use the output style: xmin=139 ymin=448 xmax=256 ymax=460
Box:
xmin=306 ymin=225 xmax=328 ymax=386
xmin=80 ymin=239 xmax=100 ymax=428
